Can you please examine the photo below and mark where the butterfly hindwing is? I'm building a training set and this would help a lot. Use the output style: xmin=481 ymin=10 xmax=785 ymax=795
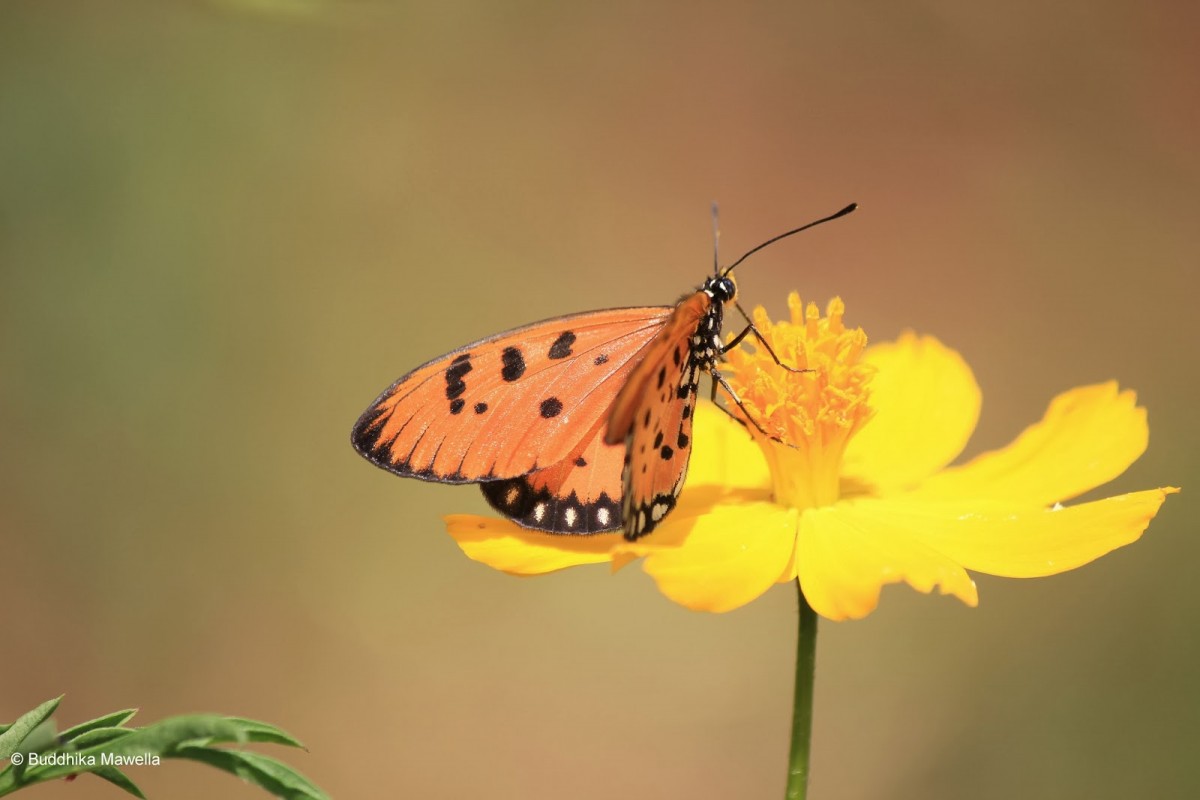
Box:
xmin=352 ymin=307 xmax=673 ymax=486
xmin=480 ymin=414 xmax=626 ymax=533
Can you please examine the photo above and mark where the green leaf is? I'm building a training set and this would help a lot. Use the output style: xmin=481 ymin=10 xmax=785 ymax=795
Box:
xmin=173 ymin=747 xmax=329 ymax=800
xmin=0 ymin=707 xmax=325 ymax=800
xmin=92 ymin=714 xmax=241 ymax=754
xmin=19 ymin=715 xmax=244 ymax=784
xmin=223 ymin=718 xmax=305 ymax=748
xmin=92 ymin=766 xmax=146 ymax=799
xmin=0 ymin=697 xmax=62 ymax=760
xmin=68 ymin=727 xmax=137 ymax=748
xmin=13 ymin=721 xmax=57 ymax=759
xmin=59 ymin=710 xmax=137 ymax=742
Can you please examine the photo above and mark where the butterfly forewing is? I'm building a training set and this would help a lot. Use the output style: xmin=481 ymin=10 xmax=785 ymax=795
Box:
xmin=352 ymin=307 xmax=673 ymax=485
xmin=607 ymin=292 xmax=717 ymax=539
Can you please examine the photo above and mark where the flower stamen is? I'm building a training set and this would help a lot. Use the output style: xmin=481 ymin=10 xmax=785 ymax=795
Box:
xmin=724 ymin=293 xmax=875 ymax=511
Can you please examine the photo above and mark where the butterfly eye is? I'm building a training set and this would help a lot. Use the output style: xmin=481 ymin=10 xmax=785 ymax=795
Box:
xmin=714 ymin=277 xmax=736 ymax=303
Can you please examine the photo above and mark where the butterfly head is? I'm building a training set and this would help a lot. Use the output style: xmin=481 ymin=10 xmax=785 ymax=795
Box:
xmin=703 ymin=274 xmax=737 ymax=304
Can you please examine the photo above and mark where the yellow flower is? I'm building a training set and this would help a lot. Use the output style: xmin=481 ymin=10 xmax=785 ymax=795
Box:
xmin=445 ymin=294 xmax=1177 ymax=620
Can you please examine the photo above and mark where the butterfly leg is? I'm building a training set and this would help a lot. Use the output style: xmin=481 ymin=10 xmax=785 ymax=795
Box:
xmin=708 ymin=369 xmax=776 ymax=439
xmin=726 ymin=301 xmax=811 ymax=374
xmin=708 ymin=368 xmax=803 ymax=449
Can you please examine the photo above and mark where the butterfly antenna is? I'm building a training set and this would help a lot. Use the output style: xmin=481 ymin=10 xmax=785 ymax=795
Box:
xmin=711 ymin=201 xmax=721 ymax=276
xmin=721 ymin=202 xmax=857 ymax=277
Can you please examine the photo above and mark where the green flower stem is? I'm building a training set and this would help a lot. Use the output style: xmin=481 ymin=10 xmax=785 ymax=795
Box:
xmin=785 ymin=582 xmax=819 ymax=800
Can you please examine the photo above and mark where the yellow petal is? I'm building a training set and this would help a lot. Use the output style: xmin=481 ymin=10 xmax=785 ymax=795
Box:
xmin=685 ymin=402 xmax=772 ymax=492
xmin=842 ymin=333 xmax=981 ymax=492
xmin=914 ymin=382 xmax=1148 ymax=504
xmin=869 ymin=487 xmax=1178 ymax=577
xmin=444 ymin=515 xmax=618 ymax=574
xmin=616 ymin=501 xmax=798 ymax=613
xmin=795 ymin=504 xmax=979 ymax=621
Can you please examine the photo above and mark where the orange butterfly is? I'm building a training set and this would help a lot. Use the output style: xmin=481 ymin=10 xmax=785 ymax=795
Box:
xmin=352 ymin=204 xmax=856 ymax=540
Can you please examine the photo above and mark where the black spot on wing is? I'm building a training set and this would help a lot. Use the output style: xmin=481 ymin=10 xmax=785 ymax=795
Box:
xmin=677 ymin=432 xmax=689 ymax=448
xmin=548 ymin=331 xmax=576 ymax=359
xmin=474 ymin=402 xmax=488 ymax=414
xmin=594 ymin=353 xmax=609 ymax=366
xmin=660 ymin=445 xmax=674 ymax=460
xmin=574 ymin=456 xmax=587 ymax=467
xmin=450 ymin=398 xmax=465 ymax=415
xmin=444 ymin=353 xmax=472 ymax=402
xmin=540 ymin=397 xmax=563 ymax=418
xmin=501 ymin=347 xmax=526 ymax=381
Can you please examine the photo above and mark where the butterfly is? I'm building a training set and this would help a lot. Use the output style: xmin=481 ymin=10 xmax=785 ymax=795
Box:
xmin=352 ymin=204 xmax=856 ymax=541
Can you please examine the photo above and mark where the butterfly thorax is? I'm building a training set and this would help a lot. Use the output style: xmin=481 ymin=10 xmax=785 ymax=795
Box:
xmin=691 ymin=275 xmax=734 ymax=371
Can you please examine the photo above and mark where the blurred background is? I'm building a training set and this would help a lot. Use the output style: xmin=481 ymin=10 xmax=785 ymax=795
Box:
xmin=2 ymin=1 xmax=1195 ymax=798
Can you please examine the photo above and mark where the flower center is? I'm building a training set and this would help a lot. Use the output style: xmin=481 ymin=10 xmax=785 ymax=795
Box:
xmin=723 ymin=293 xmax=875 ymax=510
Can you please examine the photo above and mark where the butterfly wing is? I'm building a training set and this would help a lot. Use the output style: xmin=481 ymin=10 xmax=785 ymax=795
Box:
xmin=606 ymin=292 xmax=714 ymax=540
xmin=480 ymin=414 xmax=625 ymax=533
xmin=352 ymin=307 xmax=674 ymax=488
